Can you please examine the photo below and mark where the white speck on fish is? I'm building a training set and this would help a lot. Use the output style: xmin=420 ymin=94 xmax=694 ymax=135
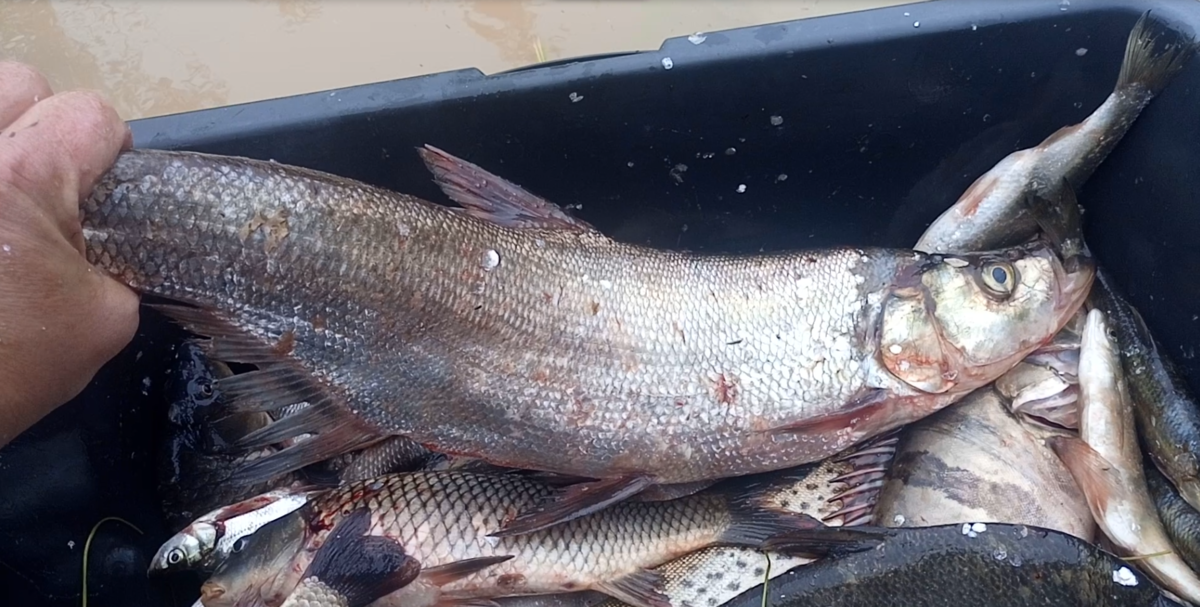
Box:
xmin=142 ymin=377 xmax=152 ymax=395
xmin=770 ymin=115 xmax=784 ymax=126
xmin=482 ymin=249 xmax=500 ymax=271
xmin=889 ymin=344 xmax=903 ymax=354
xmin=1059 ymin=0 xmax=1070 ymax=10
xmin=661 ymin=57 xmax=674 ymax=70
xmin=893 ymin=514 xmax=905 ymax=525
xmin=569 ymin=92 xmax=583 ymax=103
xmin=904 ymin=11 xmax=909 ymax=16
xmin=971 ymin=24 xmax=978 ymax=31
xmin=982 ymin=114 xmax=991 ymax=122
xmin=1076 ymin=47 xmax=1088 ymax=56
xmin=1 ymin=244 xmax=9 ymax=253
xmin=736 ymin=184 xmax=746 ymax=193
xmin=1113 ymin=566 xmax=1138 ymax=587
xmin=627 ymin=161 xmax=635 ymax=168
xmin=599 ymin=279 xmax=614 ymax=289
xmin=993 ymin=548 xmax=1007 ymax=561
xmin=688 ymin=32 xmax=707 ymax=45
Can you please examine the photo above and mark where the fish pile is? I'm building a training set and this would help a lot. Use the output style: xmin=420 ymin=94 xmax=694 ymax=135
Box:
xmin=75 ymin=10 xmax=1200 ymax=607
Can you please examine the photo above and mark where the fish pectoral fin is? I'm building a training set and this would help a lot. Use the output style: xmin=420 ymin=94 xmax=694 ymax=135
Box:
xmin=416 ymin=144 xmax=598 ymax=233
xmin=421 ymin=556 xmax=516 ymax=587
xmin=593 ymin=569 xmax=670 ymax=607
xmin=298 ymin=507 xmax=422 ymax=607
xmin=488 ymin=475 xmax=654 ymax=538
xmin=761 ymin=525 xmax=889 ymax=559
xmin=1047 ymin=436 xmax=1121 ymax=516
xmin=147 ymin=303 xmax=386 ymax=486
xmin=762 ymin=390 xmax=889 ymax=436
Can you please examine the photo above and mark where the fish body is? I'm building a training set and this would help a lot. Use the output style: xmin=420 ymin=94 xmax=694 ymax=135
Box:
xmin=1089 ymin=269 xmax=1200 ymax=513
xmin=1050 ymin=310 xmax=1200 ymax=604
xmin=586 ymin=433 xmax=897 ymax=607
xmin=873 ymin=386 xmax=1093 ymax=541
xmin=722 ymin=523 xmax=1184 ymax=607
xmin=294 ymin=470 xmax=826 ymax=607
xmin=1146 ymin=461 xmax=1200 ymax=576
xmin=916 ymin=11 xmax=1195 ymax=254
xmin=201 ymin=509 xmax=310 ymax=607
xmin=82 ymin=147 xmax=1091 ymax=532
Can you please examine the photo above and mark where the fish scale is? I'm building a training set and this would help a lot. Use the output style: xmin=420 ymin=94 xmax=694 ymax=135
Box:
xmin=308 ymin=471 xmax=734 ymax=595
xmin=82 ymin=147 xmax=1091 ymax=530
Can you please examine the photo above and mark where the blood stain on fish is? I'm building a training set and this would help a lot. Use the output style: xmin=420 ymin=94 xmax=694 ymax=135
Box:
xmin=714 ymin=373 xmax=739 ymax=405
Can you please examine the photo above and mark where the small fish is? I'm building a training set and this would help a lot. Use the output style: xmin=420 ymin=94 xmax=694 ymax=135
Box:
xmin=159 ymin=340 xmax=302 ymax=530
xmin=874 ymin=385 xmax=1093 ymax=542
xmin=1146 ymin=458 xmax=1200 ymax=576
xmin=916 ymin=10 xmax=1195 ymax=254
xmin=1088 ymin=268 xmax=1200 ymax=514
xmin=277 ymin=508 xmax=421 ymax=607
xmin=211 ymin=469 xmax=830 ymax=607
xmin=720 ymin=523 xmax=1185 ymax=607
xmin=81 ymin=138 xmax=1091 ymax=535
xmin=585 ymin=433 xmax=897 ymax=607
xmin=151 ymin=487 xmax=315 ymax=575
xmin=198 ymin=508 xmax=309 ymax=607
xmin=1049 ymin=309 xmax=1200 ymax=605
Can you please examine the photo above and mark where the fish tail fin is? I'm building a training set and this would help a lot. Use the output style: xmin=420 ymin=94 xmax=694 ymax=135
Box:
xmin=717 ymin=482 xmax=830 ymax=548
xmin=294 ymin=507 xmax=422 ymax=607
xmin=1117 ymin=11 xmax=1196 ymax=97
xmin=761 ymin=525 xmax=889 ymax=559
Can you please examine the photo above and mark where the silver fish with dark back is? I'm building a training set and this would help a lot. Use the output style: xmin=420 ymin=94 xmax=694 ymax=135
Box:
xmin=81 ymin=138 xmax=1091 ymax=535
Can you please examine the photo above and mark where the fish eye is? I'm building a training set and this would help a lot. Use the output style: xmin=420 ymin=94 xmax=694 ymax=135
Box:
xmin=232 ymin=538 xmax=247 ymax=553
xmin=979 ymin=262 xmax=1017 ymax=298
xmin=167 ymin=549 xmax=184 ymax=565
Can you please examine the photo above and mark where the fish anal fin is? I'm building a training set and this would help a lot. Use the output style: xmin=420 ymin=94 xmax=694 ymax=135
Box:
xmin=299 ymin=507 xmax=422 ymax=607
xmin=489 ymin=476 xmax=653 ymax=538
xmin=593 ymin=569 xmax=669 ymax=607
xmin=421 ymin=556 xmax=515 ymax=587
xmin=764 ymin=390 xmax=889 ymax=436
xmin=416 ymin=144 xmax=596 ymax=233
xmin=1047 ymin=435 xmax=1120 ymax=516
xmin=761 ymin=526 xmax=888 ymax=558
xmin=148 ymin=303 xmax=390 ymax=485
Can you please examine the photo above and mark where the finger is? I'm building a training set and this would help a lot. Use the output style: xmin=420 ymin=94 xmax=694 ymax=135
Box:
xmin=83 ymin=267 xmax=141 ymax=371
xmin=0 ymin=61 xmax=53 ymax=130
xmin=0 ymin=90 xmax=129 ymax=213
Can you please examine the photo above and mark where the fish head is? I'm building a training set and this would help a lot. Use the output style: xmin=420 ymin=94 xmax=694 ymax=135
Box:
xmin=879 ymin=236 xmax=1094 ymax=396
xmin=151 ymin=521 xmax=217 ymax=574
xmin=199 ymin=510 xmax=307 ymax=607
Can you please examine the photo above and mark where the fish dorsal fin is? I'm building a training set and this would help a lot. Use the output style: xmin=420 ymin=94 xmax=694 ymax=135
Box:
xmin=296 ymin=507 xmax=421 ymax=607
xmin=416 ymin=144 xmax=597 ymax=233
xmin=488 ymin=475 xmax=654 ymax=537
xmin=147 ymin=303 xmax=385 ymax=486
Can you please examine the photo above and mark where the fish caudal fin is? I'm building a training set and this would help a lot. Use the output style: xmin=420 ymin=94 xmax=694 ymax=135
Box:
xmin=1117 ymin=11 xmax=1196 ymax=96
xmin=416 ymin=144 xmax=597 ymax=233
xmin=147 ymin=303 xmax=385 ymax=486
xmin=716 ymin=480 xmax=833 ymax=548
xmin=594 ymin=570 xmax=670 ymax=607
xmin=827 ymin=431 xmax=901 ymax=526
xmin=1047 ymin=436 xmax=1120 ymax=520
xmin=489 ymin=475 xmax=654 ymax=537
xmin=290 ymin=508 xmax=421 ymax=607
xmin=421 ymin=556 xmax=516 ymax=588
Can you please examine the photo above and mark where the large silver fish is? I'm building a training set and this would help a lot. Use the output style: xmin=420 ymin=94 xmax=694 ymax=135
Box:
xmin=82 ymin=140 xmax=1091 ymax=534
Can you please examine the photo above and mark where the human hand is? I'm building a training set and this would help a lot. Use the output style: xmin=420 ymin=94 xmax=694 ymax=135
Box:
xmin=0 ymin=61 xmax=140 ymax=447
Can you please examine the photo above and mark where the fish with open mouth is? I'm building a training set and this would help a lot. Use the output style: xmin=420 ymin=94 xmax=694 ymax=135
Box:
xmin=81 ymin=134 xmax=1092 ymax=535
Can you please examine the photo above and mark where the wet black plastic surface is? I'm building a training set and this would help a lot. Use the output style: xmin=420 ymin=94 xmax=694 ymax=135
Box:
xmin=3 ymin=1 xmax=1199 ymax=605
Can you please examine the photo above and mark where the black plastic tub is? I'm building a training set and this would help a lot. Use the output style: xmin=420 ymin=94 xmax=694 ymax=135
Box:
xmin=3 ymin=1 xmax=1199 ymax=605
